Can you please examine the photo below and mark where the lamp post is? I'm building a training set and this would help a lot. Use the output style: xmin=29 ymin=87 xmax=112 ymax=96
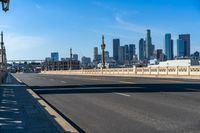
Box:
xmin=0 ymin=0 xmax=9 ymax=12
xmin=1 ymin=32 xmax=4 ymax=70
xmin=70 ymin=48 xmax=72 ymax=70
xmin=101 ymin=35 xmax=106 ymax=69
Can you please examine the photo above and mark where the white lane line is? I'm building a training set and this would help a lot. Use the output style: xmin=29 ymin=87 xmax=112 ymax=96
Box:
xmin=114 ymin=93 xmax=131 ymax=97
xmin=50 ymin=79 xmax=54 ymax=81
xmin=120 ymin=81 xmax=135 ymax=84
xmin=60 ymin=81 xmax=67 ymax=83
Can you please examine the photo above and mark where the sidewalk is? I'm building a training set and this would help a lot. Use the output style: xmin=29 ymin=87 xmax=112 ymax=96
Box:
xmin=0 ymin=74 xmax=61 ymax=133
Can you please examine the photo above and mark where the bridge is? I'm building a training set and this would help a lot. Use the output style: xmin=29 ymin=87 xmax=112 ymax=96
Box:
xmin=7 ymin=59 xmax=45 ymax=63
xmin=1 ymin=0 xmax=200 ymax=133
xmin=2 ymin=67 xmax=199 ymax=133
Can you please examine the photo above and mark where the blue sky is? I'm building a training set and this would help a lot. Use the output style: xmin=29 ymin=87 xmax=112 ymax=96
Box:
xmin=0 ymin=0 xmax=200 ymax=60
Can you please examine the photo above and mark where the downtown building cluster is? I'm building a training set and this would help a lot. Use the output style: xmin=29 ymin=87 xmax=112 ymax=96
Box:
xmin=92 ymin=29 xmax=196 ymax=68
xmin=44 ymin=29 xmax=199 ymax=69
xmin=44 ymin=50 xmax=80 ymax=71
xmin=138 ymin=30 xmax=192 ymax=65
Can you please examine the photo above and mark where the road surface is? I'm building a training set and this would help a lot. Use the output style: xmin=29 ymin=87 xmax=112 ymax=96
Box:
xmin=14 ymin=73 xmax=200 ymax=133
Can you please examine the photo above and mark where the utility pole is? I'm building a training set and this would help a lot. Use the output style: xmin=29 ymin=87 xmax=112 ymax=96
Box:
xmin=101 ymin=35 xmax=106 ymax=69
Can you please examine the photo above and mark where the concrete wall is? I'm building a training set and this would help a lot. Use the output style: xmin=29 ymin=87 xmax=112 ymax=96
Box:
xmin=41 ymin=66 xmax=200 ymax=79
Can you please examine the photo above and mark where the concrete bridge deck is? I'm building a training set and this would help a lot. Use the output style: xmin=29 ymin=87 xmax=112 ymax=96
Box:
xmin=13 ymin=73 xmax=200 ymax=133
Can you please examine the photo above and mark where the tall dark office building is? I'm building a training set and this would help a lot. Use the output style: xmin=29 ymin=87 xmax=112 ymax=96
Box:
xmin=139 ymin=38 xmax=145 ymax=61
xmin=155 ymin=49 xmax=163 ymax=60
xmin=179 ymin=34 xmax=190 ymax=57
xmin=93 ymin=47 xmax=98 ymax=61
xmin=151 ymin=44 xmax=155 ymax=58
xmin=113 ymin=39 xmax=120 ymax=62
xmin=118 ymin=46 xmax=125 ymax=64
xmin=129 ymin=44 xmax=136 ymax=61
xmin=177 ymin=39 xmax=185 ymax=57
xmin=145 ymin=29 xmax=152 ymax=60
xmin=124 ymin=45 xmax=129 ymax=61
xmin=165 ymin=33 xmax=174 ymax=60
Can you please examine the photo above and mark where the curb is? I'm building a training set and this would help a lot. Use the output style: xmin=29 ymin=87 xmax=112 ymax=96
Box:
xmin=11 ymin=74 xmax=79 ymax=133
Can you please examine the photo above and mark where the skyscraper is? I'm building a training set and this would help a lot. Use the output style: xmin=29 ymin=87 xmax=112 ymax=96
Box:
xmin=113 ymin=39 xmax=120 ymax=62
xmin=104 ymin=51 xmax=109 ymax=62
xmin=179 ymin=34 xmax=190 ymax=57
xmin=51 ymin=52 xmax=59 ymax=61
xmin=139 ymin=38 xmax=145 ymax=61
xmin=177 ymin=39 xmax=185 ymax=57
xmin=165 ymin=33 xmax=174 ymax=60
xmin=124 ymin=45 xmax=129 ymax=61
xmin=93 ymin=47 xmax=98 ymax=61
xmin=129 ymin=44 xmax=136 ymax=61
xmin=151 ymin=44 xmax=155 ymax=58
xmin=118 ymin=46 xmax=125 ymax=64
xmin=155 ymin=49 xmax=163 ymax=60
xmin=145 ymin=29 xmax=152 ymax=60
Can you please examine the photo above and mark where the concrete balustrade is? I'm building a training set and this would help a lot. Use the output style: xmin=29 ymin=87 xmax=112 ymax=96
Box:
xmin=42 ymin=66 xmax=200 ymax=79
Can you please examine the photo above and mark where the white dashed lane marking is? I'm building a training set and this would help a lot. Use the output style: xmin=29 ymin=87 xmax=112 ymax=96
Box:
xmin=114 ymin=93 xmax=131 ymax=97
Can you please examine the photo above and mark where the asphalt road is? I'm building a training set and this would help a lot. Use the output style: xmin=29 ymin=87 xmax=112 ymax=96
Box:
xmin=13 ymin=73 xmax=200 ymax=133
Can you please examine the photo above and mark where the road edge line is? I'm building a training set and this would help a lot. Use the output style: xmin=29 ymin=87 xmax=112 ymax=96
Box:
xmin=11 ymin=74 xmax=79 ymax=133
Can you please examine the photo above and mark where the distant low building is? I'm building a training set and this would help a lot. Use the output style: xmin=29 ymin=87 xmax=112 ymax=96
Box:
xmin=72 ymin=54 xmax=78 ymax=61
xmin=51 ymin=52 xmax=59 ymax=61
xmin=191 ymin=51 xmax=200 ymax=60
xmin=81 ymin=56 xmax=91 ymax=68
xmin=149 ymin=59 xmax=199 ymax=67
xmin=43 ymin=60 xmax=80 ymax=70
xmin=45 ymin=57 xmax=51 ymax=62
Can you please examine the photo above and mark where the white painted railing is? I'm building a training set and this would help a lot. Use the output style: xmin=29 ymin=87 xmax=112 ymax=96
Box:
xmin=42 ymin=66 xmax=200 ymax=78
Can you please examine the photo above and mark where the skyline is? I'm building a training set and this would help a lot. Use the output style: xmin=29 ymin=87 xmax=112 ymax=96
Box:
xmin=0 ymin=0 xmax=200 ymax=60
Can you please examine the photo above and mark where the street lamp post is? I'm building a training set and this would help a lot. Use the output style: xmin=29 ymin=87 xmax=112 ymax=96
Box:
xmin=1 ymin=32 xmax=4 ymax=70
xmin=101 ymin=35 xmax=106 ymax=69
xmin=70 ymin=48 xmax=72 ymax=70
xmin=0 ymin=0 xmax=9 ymax=12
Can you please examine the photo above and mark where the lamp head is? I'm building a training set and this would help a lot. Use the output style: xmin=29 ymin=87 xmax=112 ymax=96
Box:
xmin=1 ymin=0 xmax=9 ymax=12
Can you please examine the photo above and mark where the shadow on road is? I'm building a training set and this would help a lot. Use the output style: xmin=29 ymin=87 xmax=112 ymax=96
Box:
xmin=31 ymin=83 xmax=200 ymax=95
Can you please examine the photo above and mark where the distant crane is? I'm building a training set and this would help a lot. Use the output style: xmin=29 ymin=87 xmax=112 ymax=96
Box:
xmin=0 ymin=0 xmax=9 ymax=12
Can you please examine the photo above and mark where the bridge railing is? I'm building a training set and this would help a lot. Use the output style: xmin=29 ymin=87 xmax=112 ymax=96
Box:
xmin=41 ymin=66 xmax=200 ymax=78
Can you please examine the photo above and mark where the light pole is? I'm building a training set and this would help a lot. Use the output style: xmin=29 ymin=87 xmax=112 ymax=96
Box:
xmin=0 ymin=0 xmax=10 ymax=12
xmin=101 ymin=35 xmax=106 ymax=69
xmin=1 ymin=32 xmax=4 ymax=70
xmin=70 ymin=48 xmax=72 ymax=70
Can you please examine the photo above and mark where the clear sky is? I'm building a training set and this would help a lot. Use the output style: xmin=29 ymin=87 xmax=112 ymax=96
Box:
xmin=0 ymin=0 xmax=200 ymax=60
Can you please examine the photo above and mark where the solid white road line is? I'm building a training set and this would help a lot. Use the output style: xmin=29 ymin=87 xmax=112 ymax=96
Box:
xmin=60 ymin=81 xmax=67 ymax=83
